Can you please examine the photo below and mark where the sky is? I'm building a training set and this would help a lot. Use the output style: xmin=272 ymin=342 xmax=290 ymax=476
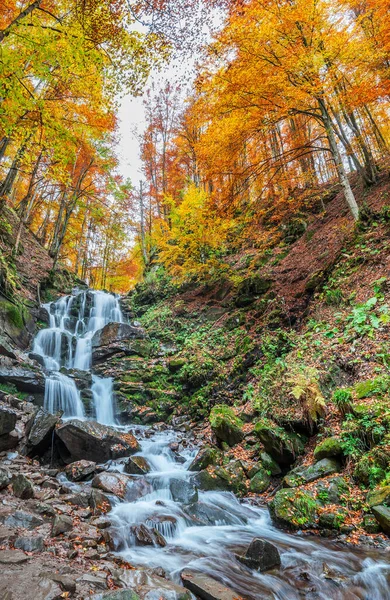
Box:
xmin=117 ymin=93 xmax=145 ymax=185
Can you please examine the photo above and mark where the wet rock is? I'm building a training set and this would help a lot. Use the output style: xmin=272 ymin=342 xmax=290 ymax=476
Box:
xmin=283 ymin=458 xmax=341 ymax=488
xmin=92 ymin=323 xmax=145 ymax=363
xmin=367 ymin=485 xmax=390 ymax=508
xmin=169 ymin=478 xmax=198 ymax=504
xmin=249 ymin=466 xmax=270 ymax=493
xmin=51 ymin=514 xmax=73 ymax=536
xmin=14 ymin=535 xmax=44 ymax=552
xmin=92 ymin=472 xmax=130 ymax=499
xmin=0 ymin=467 xmax=10 ymax=489
xmin=130 ymin=524 xmax=166 ymax=547
xmin=125 ymin=477 xmax=153 ymax=502
xmin=313 ymin=437 xmax=343 ymax=462
xmin=0 ymin=406 xmax=17 ymax=435
xmin=188 ymin=446 xmax=221 ymax=472
xmin=185 ymin=502 xmax=247 ymax=526
xmin=123 ymin=455 xmax=151 ymax=475
xmin=5 ymin=510 xmax=44 ymax=529
xmin=26 ymin=409 xmax=59 ymax=456
xmin=372 ymin=505 xmax=390 ymax=535
xmin=254 ymin=419 xmax=305 ymax=466
xmin=89 ymin=489 xmax=113 ymax=514
xmin=12 ymin=473 xmax=34 ymax=499
xmin=209 ymin=405 xmax=244 ymax=447
xmin=193 ymin=469 xmax=231 ymax=493
xmin=236 ymin=538 xmax=281 ymax=571
xmin=56 ymin=419 xmax=140 ymax=462
xmin=181 ymin=571 xmax=242 ymax=600
xmin=64 ymin=459 xmax=96 ymax=481
xmin=269 ymin=489 xmax=317 ymax=529
xmin=0 ymin=366 xmax=45 ymax=393
xmin=0 ymin=549 xmax=30 ymax=564
xmin=50 ymin=575 xmax=77 ymax=594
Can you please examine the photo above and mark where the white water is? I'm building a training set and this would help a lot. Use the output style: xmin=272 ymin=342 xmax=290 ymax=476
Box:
xmin=108 ymin=429 xmax=390 ymax=600
xmin=33 ymin=289 xmax=122 ymax=423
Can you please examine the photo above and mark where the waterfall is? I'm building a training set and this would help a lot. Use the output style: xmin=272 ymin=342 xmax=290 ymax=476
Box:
xmin=33 ymin=289 xmax=122 ymax=423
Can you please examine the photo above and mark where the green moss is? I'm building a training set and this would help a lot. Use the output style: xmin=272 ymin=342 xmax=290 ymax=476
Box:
xmin=0 ymin=382 xmax=28 ymax=400
xmin=269 ymin=489 xmax=317 ymax=529
xmin=249 ymin=467 xmax=270 ymax=493
xmin=314 ymin=437 xmax=343 ymax=461
xmin=209 ymin=404 xmax=244 ymax=447
xmin=355 ymin=376 xmax=390 ymax=399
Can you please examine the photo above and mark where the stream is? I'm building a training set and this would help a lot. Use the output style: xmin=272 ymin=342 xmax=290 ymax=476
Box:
xmin=32 ymin=289 xmax=390 ymax=599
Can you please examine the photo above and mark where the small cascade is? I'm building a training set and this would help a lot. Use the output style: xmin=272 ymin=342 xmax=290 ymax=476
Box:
xmin=33 ymin=289 xmax=123 ymax=422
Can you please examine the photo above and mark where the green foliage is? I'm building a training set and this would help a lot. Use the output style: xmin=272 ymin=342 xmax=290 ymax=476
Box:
xmin=209 ymin=404 xmax=243 ymax=429
xmin=288 ymin=367 xmax=326 ymax=427
xmin=323 ymin=287 xmax=344 ymax=306
xmin=355 ymin=376 xmax=390 ymax=399
xmin=332 ymin=388 xmax=353 ymax=417
xmin=342 ymin=296 xmax=390 ymax=339
xmin=0 ymin=382 xmax=28 ymax=400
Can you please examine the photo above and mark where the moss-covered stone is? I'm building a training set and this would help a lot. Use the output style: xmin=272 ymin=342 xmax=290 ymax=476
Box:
xmin=249 ymin=466 xmax=270 ymax=493
xmin=353 ymin=447 xmax=390 ymax=487
xmin=313 ymin=437 xmax=343 ymax=461
xmin=260 ymin=452 xmax=282 ymax=476
xmin=314 ymin=477 xmax=350 ymax=506
xmin=363 ymin=514 xmax=381 ymax=534
xmin=283 ymin=458 xmax=341 ymax=488
xmin=355 ymin=377 xmax=390 ymax=399
xmin=269 ymin=489 xmax=317 ymax=529
xmin=372 ymin=505 xmax=390 ymax=535
xmin=318 ymin=507 xmax=348 ymax=530
xmin=254 ymin=418 xmax=305 ymax=466
xmin=209 ymin=405 xmax=244 ymax=447
xmin=188 ymin=446 xmax=221 ymax=472
xmin=367 ymin=486 xmax=390 ymax=508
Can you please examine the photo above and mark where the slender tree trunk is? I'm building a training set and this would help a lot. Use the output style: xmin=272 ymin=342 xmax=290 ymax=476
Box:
xmin=139 ymin=181 xmax=148 ymax=266
xmin=318 ymin=97 xmax=359 ymax=220
xmin=0 ymin=140 xmax=29 ymax=208
xmin=0 ymin=137 xmax=9 ymax=161
xmin=14 ymin=151 xmax=42 ymax=255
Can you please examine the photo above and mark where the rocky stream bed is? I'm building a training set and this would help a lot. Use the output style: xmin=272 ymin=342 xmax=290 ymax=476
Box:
xmin=0 ymin=289 xmax=389 ymax=600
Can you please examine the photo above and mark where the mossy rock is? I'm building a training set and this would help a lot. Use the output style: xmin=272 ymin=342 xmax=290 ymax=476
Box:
xmin=217 ymin=461 xmax=247 ymax=495
xmin=254 ymin=418 xmax=305 ymax=466
xmin=363 ymin=514 xmax=381 ymax=534
xmin=355 ymin=377 xmax=390 ymax=399
xmin=269 ymin=489 xmax=317 ymax=529
xmin=193 ymin=468 xmax=231 ymax=492
xmin=209 ymin=405 xmax=244 ymax=447
xmin=367 ymin=486 xmax=390 ymax=508
xmin=313 ymin=437 xmax=343 ymax=462
xmin=249 ymin=466 xmax=270 ymax=493
xmin=235 ymin=275 xmax=272 ymax=307
xmin=260 ymin=452 xmax=282 ymax=476
xmin=283 ymin=458 xmax=341 ymax=488
xmin=188 ymin=446 xmax=221 ymax=472
xmin=314 ymin=477 xmax=350 ymax=506
xmin=372 ymin=505 xmax=390 ymax=535
xmin=353 ymin=447 xmax=390 ymax=487
xmin=305 ymin=270 xmax=325 ymax=293
xmin=318 ymin=507 xmax=348 ymax=530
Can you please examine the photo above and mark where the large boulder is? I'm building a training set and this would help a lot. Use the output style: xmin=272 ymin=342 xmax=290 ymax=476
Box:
xmin=249 ymin=466 xmax=270 ymax=493
xmin=269 ymin=489 xmax=317 ymax=529
xmin=0 ymin=366 xmax=45 ymax=393
xmin=25 ymin=408 xmax=60 ymax=456
xmin=254 ymin=419 xmax=305 ymax=466
xmin=193 ymin=462 xmax=247 ymax=495
xmin=236 ymin=538 xmax=281 ymax=571
xmin=92 ymin=323 xmax=145 ymax=364
xmin=209 ymin=405 xmax=244 ymax=447
xmin=92 ymin=472 xmax=152 ymax=503
xmin=367 ymin=486 xmax=390 ymax=508
xmin=55 ymin=419 xmax=140 ymax=462
xmin=283 ymin=458 xmax=341 ymax=488
xmin=12 ymin=474 xmax=34 ymax=499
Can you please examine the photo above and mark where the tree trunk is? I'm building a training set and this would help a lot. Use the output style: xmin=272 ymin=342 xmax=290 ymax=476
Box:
xmin=0 ymin=1 xmax=42 ymax=43
xmin=318 ymin=97 xmax=359 ymax=220
xmin=14 ymin=151 xmax=42 ymax=255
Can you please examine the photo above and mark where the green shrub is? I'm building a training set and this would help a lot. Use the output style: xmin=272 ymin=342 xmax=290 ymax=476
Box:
xmin=332 ymin=388 xmax=353 ymax=417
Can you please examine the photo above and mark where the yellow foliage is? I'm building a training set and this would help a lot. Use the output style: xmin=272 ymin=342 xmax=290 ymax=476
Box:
xmin=154 ymin=184 xmax=235 ymax=281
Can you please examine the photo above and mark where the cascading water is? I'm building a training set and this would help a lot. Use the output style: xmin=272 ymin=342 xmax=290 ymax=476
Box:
xmin=31 ymin=291 xmax=390 ymax=598
xmin=33 ymin=289 xmax=122 ymax=423
xmin=108 ymin=429 xmax=390 ymax=600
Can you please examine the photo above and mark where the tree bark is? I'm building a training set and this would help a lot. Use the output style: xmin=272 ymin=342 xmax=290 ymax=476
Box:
xmin=317 ymin=97 xmax=359 ymax=220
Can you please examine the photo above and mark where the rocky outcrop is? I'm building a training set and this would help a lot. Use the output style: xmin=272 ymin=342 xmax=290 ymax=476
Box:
xmin=254 ymin=419 xmax=305 ymax=467
xmin=283 ymin=458 xmax=341 ymax=488
xmin=92 ymin=322 xmax=146 ymax=364
xmin=209 ymin=405 xmax=244 ymax=447
xmin=25 ymin=408 xmax=60 ymax=457
xmin=55 ymin=419 xmax=140 ymax=462
xmin=269 ymin=489 xmax=317 ymax=529
xmin=0 ymin=364 xmax=45 ymax=393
